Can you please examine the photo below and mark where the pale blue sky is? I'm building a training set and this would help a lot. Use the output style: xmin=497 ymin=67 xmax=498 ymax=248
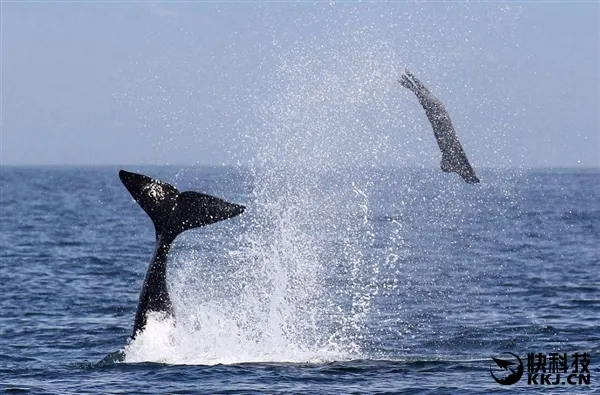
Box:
xmin=2 ymin=1 xmax=599 ymax=167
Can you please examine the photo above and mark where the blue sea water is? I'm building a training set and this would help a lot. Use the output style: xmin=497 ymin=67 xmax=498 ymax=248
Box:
xmin=0 ymin=166 xmax=598 ymax=394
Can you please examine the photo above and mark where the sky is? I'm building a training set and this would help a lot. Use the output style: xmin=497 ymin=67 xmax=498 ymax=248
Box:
xmin=1 ymin=1 xmax=599 ymax=168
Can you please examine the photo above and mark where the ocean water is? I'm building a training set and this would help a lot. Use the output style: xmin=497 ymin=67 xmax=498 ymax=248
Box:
xmin=0 ymin=166 xmax=598 ymax=394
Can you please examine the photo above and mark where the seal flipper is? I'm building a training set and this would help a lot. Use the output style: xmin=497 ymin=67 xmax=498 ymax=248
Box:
xmin=399 ymin=75 xmax=417 ymax=92
xmin=440 ymin=154 xmax=453 ymax=173
xmin=458 ymin=165 xmax=480 ymax=184
xmin=404 ymin=68 xmax=430 ymax=93
xmin=440 ymin=154 xmax=480 ymax=183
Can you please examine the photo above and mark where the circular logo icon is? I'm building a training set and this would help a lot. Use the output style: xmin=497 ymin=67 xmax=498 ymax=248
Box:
xmin=490 ymin=352 xmax=524 ymax=385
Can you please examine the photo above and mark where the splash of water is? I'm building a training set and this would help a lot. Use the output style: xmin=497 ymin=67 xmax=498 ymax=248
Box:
xmin=123 ymin=25 xmax=411 ymax=365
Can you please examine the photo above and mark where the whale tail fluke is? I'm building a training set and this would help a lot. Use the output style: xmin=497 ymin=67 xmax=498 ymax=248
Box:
xmin=119 ymin=170 xmax=179 ymax=236
xmin=169 ymin=190 xmax=246 ymax=236
xmin=119 ymin=170 xmax=245 ymax=240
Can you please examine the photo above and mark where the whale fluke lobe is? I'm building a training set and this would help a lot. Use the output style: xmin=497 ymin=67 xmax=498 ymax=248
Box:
xmin=119 ymin=170 xmax=245 ymax=241
xmin=399 ymin=69 xmax=480 ymax=184
xmin=119 ymin=170 xmax=179 ymax=237
xmin=168 ymin=190 xmax=246 ymax=237
xmin=119 ymin=170 xmax=245 ymax=338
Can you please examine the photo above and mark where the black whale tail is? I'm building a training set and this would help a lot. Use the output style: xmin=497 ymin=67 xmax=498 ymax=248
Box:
xmin=119 ymin=170 xmax=245 ymax=241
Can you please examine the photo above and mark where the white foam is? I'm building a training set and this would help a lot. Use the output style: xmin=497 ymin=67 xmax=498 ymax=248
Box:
xmin=123 ymin=310 xmax=352 ymax=365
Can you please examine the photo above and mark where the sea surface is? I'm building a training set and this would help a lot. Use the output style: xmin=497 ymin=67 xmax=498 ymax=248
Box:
xmin=1 ymin=166 xmax=598 ymax=394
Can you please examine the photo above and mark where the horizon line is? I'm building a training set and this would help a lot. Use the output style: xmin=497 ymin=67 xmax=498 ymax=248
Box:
xmin=1 ymin=163 xmax=599 ymax=170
